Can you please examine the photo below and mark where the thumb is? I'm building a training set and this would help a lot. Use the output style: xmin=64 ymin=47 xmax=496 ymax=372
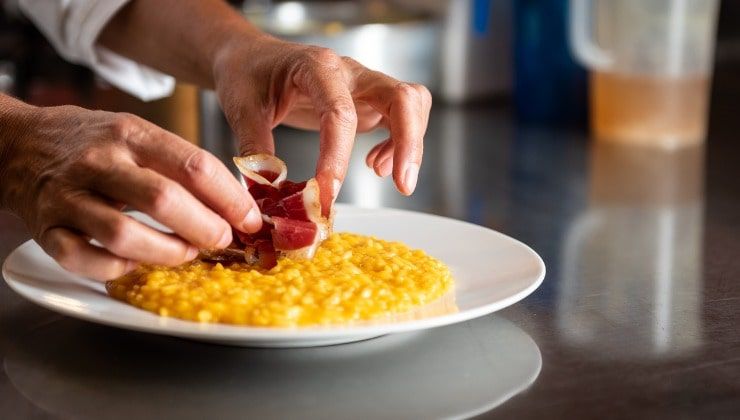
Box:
xmin=224 ymin=99 xmax=276 ymax=157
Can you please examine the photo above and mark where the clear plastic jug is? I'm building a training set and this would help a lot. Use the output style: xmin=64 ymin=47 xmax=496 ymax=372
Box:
xmin=569 ymin=0 xmax=721 ymax=148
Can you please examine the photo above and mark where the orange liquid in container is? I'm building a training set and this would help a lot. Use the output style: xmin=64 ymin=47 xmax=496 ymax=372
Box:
xmin=591 ymin=71 xmax=710 ymax=149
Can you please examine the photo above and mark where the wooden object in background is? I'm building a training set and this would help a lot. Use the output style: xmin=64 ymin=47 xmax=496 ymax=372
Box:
xmin=91 ymin=82 xmax=200 ymax=145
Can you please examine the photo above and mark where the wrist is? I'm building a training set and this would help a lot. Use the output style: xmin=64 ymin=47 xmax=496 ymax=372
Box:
xmin=208 ymin=18 xmax=278 ymax=87
xmin=0 ymin=95 xmax=39 ymax=212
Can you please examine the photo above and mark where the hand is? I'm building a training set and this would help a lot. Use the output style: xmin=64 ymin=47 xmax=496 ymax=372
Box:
xmin=97 ymin=1 xmax=431 ymax=208
xmin=212 ymin=35 xmax=432 ymax=209
xmin=0 ymin=102 xmax=262 ymax=280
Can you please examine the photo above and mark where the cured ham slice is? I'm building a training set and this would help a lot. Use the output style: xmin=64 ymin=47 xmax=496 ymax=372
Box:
xmin=229 ymin=154 xmax=333 ymax=268
xmin=271 ymin=217 xmax=318 ymax=250
xmin=233 ymin=154 xmax=287 ymax=186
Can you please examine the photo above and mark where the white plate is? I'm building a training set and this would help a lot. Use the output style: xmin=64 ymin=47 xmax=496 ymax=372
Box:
xmin=2 ymin=205 xmax=545 ymax=347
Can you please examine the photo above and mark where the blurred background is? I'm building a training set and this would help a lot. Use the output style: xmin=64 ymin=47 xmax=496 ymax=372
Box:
xmin=2 ymin=2 xmax=739 ymax=415
xmin=2 ymin=0 xmax=738 ymax=149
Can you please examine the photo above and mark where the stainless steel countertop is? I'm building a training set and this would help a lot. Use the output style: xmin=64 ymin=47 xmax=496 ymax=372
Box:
xmin=2 ymin=82 xmax=739 ymax=418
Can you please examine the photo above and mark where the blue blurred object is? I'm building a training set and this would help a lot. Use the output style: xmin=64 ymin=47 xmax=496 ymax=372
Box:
xmin=472 ymin=0 xmax=492 ymax=36
xmin=514 ymin=0 xmax=587 ymax=126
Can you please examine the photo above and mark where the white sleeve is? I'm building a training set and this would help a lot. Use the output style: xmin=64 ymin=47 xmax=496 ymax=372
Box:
xmin=19 ymin=0 xmax=175 ymax=101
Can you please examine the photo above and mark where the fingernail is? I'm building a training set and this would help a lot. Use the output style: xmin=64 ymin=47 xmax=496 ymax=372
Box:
xmin=377 ymin=157 xmax=393 ymax=178
xmin=186 ymin=246 xmax=199 ymax=260
xmin=403 ymin=163 xmax=419 ymax=195
xmin=242 ymin=207 xmax=261 ymax=232
xmin=217 ymin=228 xmax=232 ymax=248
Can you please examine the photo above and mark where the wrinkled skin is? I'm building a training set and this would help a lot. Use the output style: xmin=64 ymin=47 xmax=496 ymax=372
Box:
xmin=0 ymin=0 xmax=432 ymax=281
xmin=0 ymin=103 xmax=261 ymax=280
xmin=212 ymin=36 xmax=432 ymax=208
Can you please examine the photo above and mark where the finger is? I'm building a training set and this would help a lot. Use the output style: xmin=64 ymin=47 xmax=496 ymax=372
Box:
xmin=281 ymin=107 xmax=321 ymax=131
xmin=124 ymin=118 xmax=262 ymax=233
xmin=67 ymin=194 xmax=200 ymax=266
xmin=293 ymin=50 xmax=358 ymax=211
xmin=282 ymin=101 xmax=381 ymax=132
xmin=356 ymin=102 xmax=384 ymax=132
xmin=372 ymin=140 xmax=395 ymax=178
xmin=38 ymin=227 xmax=135 ymax=281
xmin=231 ymin=100 xmax=277 ymax=157
xmin=218 ymin=79 xmax=277 ymax=157
xmin=389 ymin=89 xmax=424 ymax=195
xmin=91 ymin=162 xmax=234 ymax=249
xmin=352 ymin=70 xmax=431 ymax=195
xmin=365 ymin=138 xmax=394 ymax=177
xmin=377 ymin=155 xmax=394 ymax=178
xmin=366 ymin=138 xmax=390 ymax=167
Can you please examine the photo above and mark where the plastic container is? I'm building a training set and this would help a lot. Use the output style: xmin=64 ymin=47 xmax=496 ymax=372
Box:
xmin=569 ymin=0 xmax=720 ymax=148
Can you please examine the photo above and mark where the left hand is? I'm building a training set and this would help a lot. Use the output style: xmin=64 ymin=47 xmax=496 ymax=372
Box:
xmin=211 ymin=35 xmax=432 ymax=209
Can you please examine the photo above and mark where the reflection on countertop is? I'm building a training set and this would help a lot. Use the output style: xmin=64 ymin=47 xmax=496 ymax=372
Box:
xmin=559 ymin=143 xmax=704 ymax=359
xmin=5 ymin=315 xmax=540 ymax=420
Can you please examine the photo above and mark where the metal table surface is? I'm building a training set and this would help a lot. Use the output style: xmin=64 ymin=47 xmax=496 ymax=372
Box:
xmin=2 ymin=76 xmax=739 ymax=418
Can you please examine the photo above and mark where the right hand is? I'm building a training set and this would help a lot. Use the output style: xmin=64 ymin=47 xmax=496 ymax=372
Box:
xmin=211 ymin=36 xmax=432 ymax=210
xmin=0 ymin=104 xmax=262 ymax=280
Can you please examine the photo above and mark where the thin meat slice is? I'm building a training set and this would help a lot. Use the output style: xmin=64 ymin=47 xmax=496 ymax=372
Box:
xmin=233 ymin=154 xmax=287 ymax=187
xmin=254 ymin=239 xmax=278 ymax=269
xmin=228 ymin=154 xmax=333 ymax=268
xmin=270 ymin=217 xmax=318 ymax=251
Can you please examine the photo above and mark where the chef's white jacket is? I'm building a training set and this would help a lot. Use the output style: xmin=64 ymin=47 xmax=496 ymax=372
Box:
xmin=19 ymin=0 xmax=175 ymax=101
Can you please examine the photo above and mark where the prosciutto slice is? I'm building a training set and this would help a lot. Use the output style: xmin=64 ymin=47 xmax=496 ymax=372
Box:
xmin=229 ymin=154 xmax=333 ymax=268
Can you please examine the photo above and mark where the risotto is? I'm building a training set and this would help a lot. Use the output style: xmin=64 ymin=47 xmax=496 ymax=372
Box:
xmin=106 ymin=233 xmax=454 ymax=327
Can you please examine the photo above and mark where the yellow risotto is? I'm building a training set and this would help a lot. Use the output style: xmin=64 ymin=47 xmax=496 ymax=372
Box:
xmin=106 ymin=233 xmax=454 ymax=327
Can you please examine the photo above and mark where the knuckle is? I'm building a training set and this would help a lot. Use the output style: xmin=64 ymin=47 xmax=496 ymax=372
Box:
xmin=340 ymin=56 xmax=360 ymax=68
xmin=327 ymin=102 xmax=358 ymax=126
xmin=51 ymin=235 xmax=78 ymax=272
xmin=394 ymin=82 xmax=422 ymax=102
xmin=76 ymin=147 xmax=104 ymax=171
xmin=413 ymin=83 xmax=432 ymax=102
xmin=104 ymin=217 xmax=133 ymax=253
xmin=147 ymin=181 xmax=177 ymax=214
xmin=73 ymin=149 xmax=115 ymax=177
xmin=56 ymin=189 xmax=86 ymax=211
xmin=109 ymin=113 xmax=140 ymax=138
xmin=183 ymin=149 xmax=216 ymax=181
xmin=307 ymin=47 xmax=340 ymax=66
xmin=222 ymin=196 xmax=248 ymax=221
xmin=72 ymin=149 xmax=126 ymax=179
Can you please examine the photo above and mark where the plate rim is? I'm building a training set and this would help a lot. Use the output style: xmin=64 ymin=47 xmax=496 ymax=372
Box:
xmin=2 ymin=205 xmax=546 ymax=341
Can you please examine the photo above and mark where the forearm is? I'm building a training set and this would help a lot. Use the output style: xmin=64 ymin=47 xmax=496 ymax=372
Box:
xmin=98 ymin=0 xmax=264 ymax=89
